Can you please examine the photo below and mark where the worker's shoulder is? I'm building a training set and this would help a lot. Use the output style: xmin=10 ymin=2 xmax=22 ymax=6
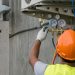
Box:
xmin=44 ymin=64 xmax=75 ymax=75
xmin=47 ymin=64 xmax=70 ymax=67
xmin=46 ymin=64 xmax=75 ymax=70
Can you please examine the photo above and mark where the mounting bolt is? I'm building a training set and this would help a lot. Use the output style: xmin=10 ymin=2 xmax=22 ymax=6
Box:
xmin=72 ymin=9 xmax=74 ymax=14
xmin=64 ymin=8 xmax=68 ymax=13
xmin=55 ymin=8 xmax=59 ymax=12
xmin=47 ymin=7 xmax=50 ymax=10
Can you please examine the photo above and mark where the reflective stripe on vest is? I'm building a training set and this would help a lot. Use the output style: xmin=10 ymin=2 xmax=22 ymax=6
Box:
xmin=44 ymin=64 xmax=75 ymax=75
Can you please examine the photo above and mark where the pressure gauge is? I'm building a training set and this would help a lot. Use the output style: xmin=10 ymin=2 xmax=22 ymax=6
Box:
xmin=49 ymin=19 xmax=57 ymax=27
xmin=58 ymin=19 xmax=66 ymax=28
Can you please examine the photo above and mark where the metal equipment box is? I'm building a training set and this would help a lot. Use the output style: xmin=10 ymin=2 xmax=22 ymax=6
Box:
xmin=21 ymin=0 xmax=75 ymax=19
xmin=21 ymin=0 xmax=72 ymax=10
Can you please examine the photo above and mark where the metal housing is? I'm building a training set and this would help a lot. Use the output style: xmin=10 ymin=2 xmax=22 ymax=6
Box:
xmin=21 ymin=0 xmax=75 ymax=19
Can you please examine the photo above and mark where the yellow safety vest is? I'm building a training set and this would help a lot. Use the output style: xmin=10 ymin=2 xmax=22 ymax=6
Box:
xmin=44 ymin=64 xmax=75 ymax=75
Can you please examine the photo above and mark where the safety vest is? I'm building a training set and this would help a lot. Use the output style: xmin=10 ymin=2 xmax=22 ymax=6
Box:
xmin=44 ymin=64 xmax=75 ymax=75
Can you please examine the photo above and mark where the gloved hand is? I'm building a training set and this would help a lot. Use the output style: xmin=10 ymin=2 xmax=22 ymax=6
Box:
xmin=36 ymin=26 xmax=48 ymax=42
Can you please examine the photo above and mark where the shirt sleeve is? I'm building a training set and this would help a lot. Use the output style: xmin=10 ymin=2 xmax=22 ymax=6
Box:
xmin=34 ymin=61 xmax=48 ymax=75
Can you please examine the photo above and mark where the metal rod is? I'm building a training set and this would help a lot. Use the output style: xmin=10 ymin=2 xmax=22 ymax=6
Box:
xmin=48 ymin=29 xmax=64 ymax=32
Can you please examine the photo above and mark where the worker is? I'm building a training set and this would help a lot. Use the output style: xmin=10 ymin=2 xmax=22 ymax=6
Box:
xmin=29 ymin=26 xmax=75 ymax=75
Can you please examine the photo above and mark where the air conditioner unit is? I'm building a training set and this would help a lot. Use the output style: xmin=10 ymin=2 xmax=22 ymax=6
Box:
xmin=0 ymin=0 xmax=10 ymax=21
xmin=21 ymin=0 xmax=72 ymax=10
xmin=21 ymin=0 xmax=75 ymax=19
xmin=21 ymin=0 xmax=42 ymax=10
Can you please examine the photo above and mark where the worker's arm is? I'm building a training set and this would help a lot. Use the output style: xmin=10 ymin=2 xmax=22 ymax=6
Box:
xmin=29 ymin=27 xmax=48 ymax=69
xmin=29 ymin=40 xmax=41 ymax=68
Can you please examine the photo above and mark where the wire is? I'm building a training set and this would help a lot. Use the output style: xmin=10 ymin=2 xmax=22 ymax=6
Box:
xmin=52 ymin=37 xmax=56 ymax=49
xmin=9 ymin=27 xmax=41 ymax=38
xmin=52 ymin=50 xmax=57 ymax=64
xmin=9 ymin=20 xmax=51 ymax=38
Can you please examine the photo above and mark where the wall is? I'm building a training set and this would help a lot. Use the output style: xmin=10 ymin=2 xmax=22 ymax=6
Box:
xmin=0 ymin=21 xmax=9 ymax=75
xmin=0 ymin=0 xmax=2 ymax=4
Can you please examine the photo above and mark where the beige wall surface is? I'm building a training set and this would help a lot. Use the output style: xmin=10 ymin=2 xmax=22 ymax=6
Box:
xmin=0 ymin=0 xmax=2 ymax=4
xmin=0 ymin=21 xmax=9 ymax=75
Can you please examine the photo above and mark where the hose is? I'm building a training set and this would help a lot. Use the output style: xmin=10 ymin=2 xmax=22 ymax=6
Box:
xmin=9 ymin=26 xmax=41 ymax=38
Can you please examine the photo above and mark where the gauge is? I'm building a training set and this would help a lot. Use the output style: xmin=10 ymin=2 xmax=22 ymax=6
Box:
xmin=49 ymin=19 xmax=57 ymax=27
xmin=58 ymin=19 xmax=66 ymax=28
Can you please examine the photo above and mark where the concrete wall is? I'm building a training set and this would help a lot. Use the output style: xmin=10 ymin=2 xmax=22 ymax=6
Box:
xmin=0 ymin=21 xmax=9 ymax=75
xmin=0 ymin=0 xmax=2 ymax=4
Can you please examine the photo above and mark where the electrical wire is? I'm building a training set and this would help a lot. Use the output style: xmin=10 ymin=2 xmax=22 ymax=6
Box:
xmin=52 ymin=37 xmax=56 ymax=49
xmin=9 ymin=26 xmax=41 ymax=38
xmin=9 ymin=20 xmax=50 ymax=38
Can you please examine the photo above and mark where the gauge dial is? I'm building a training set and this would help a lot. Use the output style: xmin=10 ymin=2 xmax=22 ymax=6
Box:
xmin=58 ymin=19 xmax=66 ymax=27
xmin=49 ymin=19 xmax=57 ymax=27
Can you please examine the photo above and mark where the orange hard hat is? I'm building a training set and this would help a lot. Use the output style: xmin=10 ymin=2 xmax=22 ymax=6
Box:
xmin=56 ymin=29 xmax=75 ymax=60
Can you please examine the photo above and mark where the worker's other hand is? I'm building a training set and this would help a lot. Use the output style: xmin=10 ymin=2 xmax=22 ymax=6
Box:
xmin=36 ymin=26 xmax=48 ymax=42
